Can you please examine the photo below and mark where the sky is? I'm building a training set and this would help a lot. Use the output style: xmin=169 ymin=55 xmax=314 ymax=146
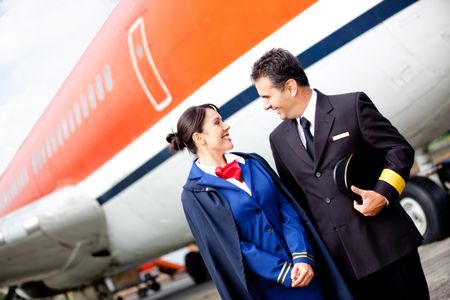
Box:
xmin=0 ymin=0 xmax=118 ymax=174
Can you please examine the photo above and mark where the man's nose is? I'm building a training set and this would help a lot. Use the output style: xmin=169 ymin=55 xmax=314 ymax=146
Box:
xmin=263 ymin=100 xmax=271 ymax=111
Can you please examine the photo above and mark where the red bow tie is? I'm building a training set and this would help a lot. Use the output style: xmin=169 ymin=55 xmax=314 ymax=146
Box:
xmin=215 ymin=160 xmax=243 ymax=182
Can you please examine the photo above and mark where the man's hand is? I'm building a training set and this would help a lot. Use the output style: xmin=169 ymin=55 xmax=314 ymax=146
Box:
xmin=290 ymin=262 xmax=314 ymax=288
xmin=351 ymin=185 xmax=387 ymax=216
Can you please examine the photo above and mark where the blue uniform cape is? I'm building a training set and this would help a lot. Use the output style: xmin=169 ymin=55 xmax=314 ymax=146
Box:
xmin=181 ymin=152 xmax=354 ymax=300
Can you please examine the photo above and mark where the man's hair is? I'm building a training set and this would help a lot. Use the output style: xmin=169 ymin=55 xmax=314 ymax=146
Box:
xmin=250 ymin=48 xmax=309 ymax=89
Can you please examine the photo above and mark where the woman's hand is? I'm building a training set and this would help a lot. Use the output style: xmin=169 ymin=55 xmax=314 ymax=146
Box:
xmin=290 ymin=262 xmax=314 ymax=287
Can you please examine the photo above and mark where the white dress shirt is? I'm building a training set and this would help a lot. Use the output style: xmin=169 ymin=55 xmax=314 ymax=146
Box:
xmin=196 ymin=153 xmax=252 ymax=195
xmin=297 ymin=89 xmax=317 ymax=149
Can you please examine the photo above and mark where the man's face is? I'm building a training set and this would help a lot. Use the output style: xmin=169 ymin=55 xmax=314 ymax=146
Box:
xmin=254 ymin=76 xmax=296 ymax=120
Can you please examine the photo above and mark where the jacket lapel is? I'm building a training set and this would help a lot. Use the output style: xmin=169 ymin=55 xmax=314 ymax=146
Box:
xmin=313 ymin=90 xmax=334 ymax=171
xmin=240 ymin=161 xmax=253 ymax=193
xmin=285 ymin=119 xmax=314 ymax=168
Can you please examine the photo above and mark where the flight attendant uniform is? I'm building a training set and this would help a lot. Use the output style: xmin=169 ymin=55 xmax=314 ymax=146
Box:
xmin=194 ymin=153 xmax=324 ymax=299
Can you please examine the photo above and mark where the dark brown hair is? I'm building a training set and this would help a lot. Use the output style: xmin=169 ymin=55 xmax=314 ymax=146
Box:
xmin=250 ymin=48 xmax=309 ymax=89
xmin=166 ymin=103 xmax=219 ymax=154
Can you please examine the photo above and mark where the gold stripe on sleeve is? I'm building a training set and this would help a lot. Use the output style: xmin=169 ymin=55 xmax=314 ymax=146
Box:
xmin=293 ymin=254 xmax=315 ymax=262
xmin=281 ymin=263 xmax=291 ymax=285
xmin=379 ymin=169 xmax=406 ymax=194
xmin=277 ymin=262 xmax=287 ymax=283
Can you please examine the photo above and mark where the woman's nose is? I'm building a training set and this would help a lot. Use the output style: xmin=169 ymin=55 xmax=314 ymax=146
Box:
xmin=223 ymin=122 xmax=230 ymax=130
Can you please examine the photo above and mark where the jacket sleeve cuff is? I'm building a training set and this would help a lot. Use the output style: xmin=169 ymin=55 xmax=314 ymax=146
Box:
xmin=292 ymin=252 xmax=315 ymax=267
xmin=375 ymin=168 xmax=406 ymax=202
xmin=374 ymin=180 xmax=400 ymax=202
xmin=277 ymin=262 xmax=292 ymax=287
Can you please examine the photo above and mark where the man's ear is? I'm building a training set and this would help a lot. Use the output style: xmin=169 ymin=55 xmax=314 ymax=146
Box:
xmin=285 ymin=79 xmax=297 ymax=96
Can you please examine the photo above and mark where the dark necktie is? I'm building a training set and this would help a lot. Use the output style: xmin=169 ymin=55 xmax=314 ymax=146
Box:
xmin=215 ymin=160 xmax=243 ymax=182
xmin=300 ymin=117 xmax=314 ymax=160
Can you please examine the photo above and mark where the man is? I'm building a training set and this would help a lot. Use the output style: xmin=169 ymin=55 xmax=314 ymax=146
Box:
xmin=250 ymin=48 xmax=429 ymax=299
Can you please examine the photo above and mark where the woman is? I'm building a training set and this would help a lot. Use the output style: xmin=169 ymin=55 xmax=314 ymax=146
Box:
xmin=166 ymin=104 xmax=353 ymax=300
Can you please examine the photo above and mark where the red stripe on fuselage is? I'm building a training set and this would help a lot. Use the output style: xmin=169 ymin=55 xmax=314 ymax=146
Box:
xmin=0 ymin=0 xmax=316 ymax=216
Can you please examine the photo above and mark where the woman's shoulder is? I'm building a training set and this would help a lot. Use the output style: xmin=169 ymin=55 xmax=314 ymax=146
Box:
xmin=231 ymin=151 xmax=265 ymax=163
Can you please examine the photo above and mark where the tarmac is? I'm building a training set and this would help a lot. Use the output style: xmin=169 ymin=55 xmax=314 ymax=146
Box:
xmin=137 ymin=236 xmax=450 ymax=300
xmin=419 ymin=236 xmax=450 ymax=300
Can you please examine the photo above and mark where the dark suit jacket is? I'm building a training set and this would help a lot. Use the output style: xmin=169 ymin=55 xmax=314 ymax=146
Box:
xmin=269 ymin=90 xmax=423 ymax=279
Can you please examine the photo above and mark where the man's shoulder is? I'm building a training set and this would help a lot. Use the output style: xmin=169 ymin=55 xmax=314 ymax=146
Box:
xmin=318 ymin=90 xmax=361 ymax=101
xmin=317 ymin=90 xmax=365 ymax=112
xmin=270 ymin=120 xmax=294 ymax=137
xmin=270 ymin=120 xmax=291 ymax=141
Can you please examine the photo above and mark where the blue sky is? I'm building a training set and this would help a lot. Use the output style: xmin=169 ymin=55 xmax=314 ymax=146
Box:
xmin=0 ymin=0 xmax=118 ymax=174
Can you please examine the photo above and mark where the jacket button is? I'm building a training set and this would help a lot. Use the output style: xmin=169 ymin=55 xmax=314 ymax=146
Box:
xmin=275 ymin=245 xmax=282 ymax=252
xmin=325 ymin=197 xmax=331 ymax=204
xmin=315 ymin=172 xmax=321 ymax=178
xmin=264 ymin=225 xmax=272 ymax=232
xmin=255 ymin=208 xmax=262 ymax=215
xmin=205 ymin=187 xmax=210 ymax=191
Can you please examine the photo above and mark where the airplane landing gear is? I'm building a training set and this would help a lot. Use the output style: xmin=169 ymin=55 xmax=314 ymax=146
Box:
xmin=401 ymin=148 xmax=450 ymax=243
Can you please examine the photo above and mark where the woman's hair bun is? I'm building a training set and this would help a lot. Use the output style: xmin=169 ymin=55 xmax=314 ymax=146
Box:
xmin=166 ymin=132 xmax=185 ymax=152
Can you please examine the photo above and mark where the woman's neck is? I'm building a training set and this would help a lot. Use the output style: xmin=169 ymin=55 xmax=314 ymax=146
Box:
xmin=197 ymin=150 xmax=227 ymax=167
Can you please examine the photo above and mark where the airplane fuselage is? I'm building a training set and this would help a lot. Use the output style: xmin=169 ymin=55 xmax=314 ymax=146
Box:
xmin=0 ymin=0 xmax=449 ymax=291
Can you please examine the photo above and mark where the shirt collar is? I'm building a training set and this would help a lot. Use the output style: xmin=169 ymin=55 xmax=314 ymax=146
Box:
xmin=195 ymin=152 xmax=245 ymax=176
xmin=300 ymin=89 xmax=317 ymax=127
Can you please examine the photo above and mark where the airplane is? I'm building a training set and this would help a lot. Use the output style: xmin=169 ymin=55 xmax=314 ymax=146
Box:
xmin=1 ymin=0 xmax=449 ymax=298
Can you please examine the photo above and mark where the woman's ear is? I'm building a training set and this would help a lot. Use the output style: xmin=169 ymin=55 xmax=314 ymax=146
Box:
xmin=192 ymin=132 xmax=204 ymax=145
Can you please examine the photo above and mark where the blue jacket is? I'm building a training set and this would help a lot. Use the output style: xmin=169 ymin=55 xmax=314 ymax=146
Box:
xmin=182 ymin=152 xmax=354 ymax=300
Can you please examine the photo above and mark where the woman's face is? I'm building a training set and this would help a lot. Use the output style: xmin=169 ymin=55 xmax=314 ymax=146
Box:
xmin=197 ymin=108 xmax=233 ymax=154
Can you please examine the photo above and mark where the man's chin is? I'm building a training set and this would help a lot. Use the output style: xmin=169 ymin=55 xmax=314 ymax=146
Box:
xmin=278 ymin=114 xmax=288 ymax=120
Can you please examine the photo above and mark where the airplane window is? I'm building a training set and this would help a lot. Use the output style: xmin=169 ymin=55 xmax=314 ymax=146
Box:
xmin=67 ymin=110 xmax=76 ymax=132
xmin=23 ymin=170 xmax=29 ymax=186
xmin=40 ymin=144 xmax=47 ymax=164
xmin=10 ymin=184 xmax=15 ymax=199
xmin=62 ymin=118 xmax=69 ymax=140
xmin=103 ymin=65 xmax=113 ymax=92
xmin=46 ymin=138 xmax=53 ymax=158
xmin=13 ymin=185 xmax=18 ymax=197
xmin=88 ymin=85 xmax=97 ymax=109
xmin=1 ymin=196 xmax=7 ymax=211
xmin=19 ymin=170 xmax=27 ymax=188
xmin=32 ymin=156 xmax=38 ymax=174
xmin=96 ymin=74 xmax=105 ymax=101
xmin=57 ymin=127 xmax=63 ymax=147
xmin=80 ymin=94 xmax=90 ymax=118
xmin=73 ymin=102 xmax=82 ymax=126
xmin=36 ymin=152 xmax=42 ymax=170
xmin=51 ymin=134 xmax=58 ymax=153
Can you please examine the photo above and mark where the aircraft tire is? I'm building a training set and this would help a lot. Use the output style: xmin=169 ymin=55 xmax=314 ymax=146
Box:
xmin=400 ymin=176 xmax=450 ymax=244
xmin=137 ymin=287 xmax=148 ymax=299
xmin=437 ymin=160 xmax=450 ymax=192
xmin=149 ymin=281 xmax=161 ymax=292
xmin=184 ymin=251 xmax=210 ymax=284
xmin=4 ymin=287 xmax=16 ymax=300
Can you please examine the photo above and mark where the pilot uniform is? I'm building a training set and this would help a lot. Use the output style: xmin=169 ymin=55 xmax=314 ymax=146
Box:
xmin=269 ymin=90 xmax=428 ymax=299
xmin=182 ymin=153 xmax=354 ymax=300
